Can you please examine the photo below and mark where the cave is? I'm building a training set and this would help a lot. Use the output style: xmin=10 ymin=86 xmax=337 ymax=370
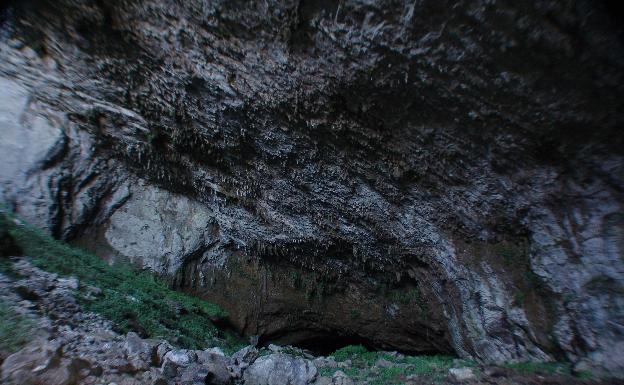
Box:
xmin=260 ymin=331 xmax=381 ymax=356
xmin=1 ymin=0 xmax=623 ymax=381
xmin=291 ymin=335 xmax=375 ymax=357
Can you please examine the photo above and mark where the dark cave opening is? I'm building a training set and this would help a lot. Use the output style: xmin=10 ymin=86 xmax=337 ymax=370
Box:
xmin=288 ymin=334 xmax=378 ymax=356
xmin=259 ymin=329 xmax=445 ymax=357
xmin=258 ymin=330 xmax=380 ymax=356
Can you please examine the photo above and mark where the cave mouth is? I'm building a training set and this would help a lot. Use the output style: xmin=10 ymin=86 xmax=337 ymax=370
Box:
xmin=287 ymin=334 xmax=378 ymax=356
xmin=258 ymin=329 xmax=379 ymax=356
xmin=260 ymin=329 xmax=443 ymax=357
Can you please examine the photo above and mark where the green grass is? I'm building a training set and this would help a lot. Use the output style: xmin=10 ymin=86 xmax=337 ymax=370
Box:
xmin=0 ymin=299 xmax=35 ymax=353
xmin=326 ymin=345 xmax=590 ymax=383
xmin=318 ymin=367 xmax=340 ymax=377
xmin=0 ymin=209 xmax=244 ymax=352
xmin=328 ymin=345 xmax=469 ymax=384
xmin=332 ymin=344 xmax=370 ymax=361
xmin=402 ymin=354 xmax=461 ymax=375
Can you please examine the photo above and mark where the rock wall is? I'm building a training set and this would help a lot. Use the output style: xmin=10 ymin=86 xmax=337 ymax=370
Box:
xmin=1 ymin=0 xmax=623 ymax=376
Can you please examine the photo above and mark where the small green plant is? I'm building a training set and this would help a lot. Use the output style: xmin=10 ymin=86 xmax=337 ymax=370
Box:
xmin=403 ymin=354 xmax=458 ymax=375
xmin=0 ymin=300 xmax=35 ymax=353
xmin=388 ymin=286 xmax=429 ymax=316
xmin=318 ymin=367 xmax=340 ymax=377
xmin=343 ymin=367 xmax=360 ymax=377
xmin=331 ymin=344 xmax=369 ymax=361
xmin=0 ymin=210 xmax=244 ymax=352
xmin=390 ymin=287 xmax=421 ymax=305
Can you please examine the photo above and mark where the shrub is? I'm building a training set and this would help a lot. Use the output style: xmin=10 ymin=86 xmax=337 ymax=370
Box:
xmin=331 ymin=344 xmax=369 ymax=361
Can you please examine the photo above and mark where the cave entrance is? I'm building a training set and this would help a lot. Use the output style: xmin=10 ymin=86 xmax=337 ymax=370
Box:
xmin=260 ymin=328 xmax=450 ymax=357
xmin=290 ymin=335 xmax=377 ymax=356
xmin=260 ymin=331 xmax=383 ymax=356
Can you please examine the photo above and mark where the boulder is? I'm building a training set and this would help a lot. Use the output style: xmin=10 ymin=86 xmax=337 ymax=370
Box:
xmin=313 ymin=357 xmax=338 ymax=369
xmin=124 ymin=332 xmax=158 ymax=365
xmin=0 ymin=340 xmax=87 ymax=385
xmin=313 ymin=377 xmax=332 ymax=385
xmin=204 ymin=347 xmax=226 ymax=356
xmin=243 ymin=353 xmax=317 ymax=385
xmin=161 ymin=349 xmax=197 ymax=378
xmin=56 ymin=277 xmax=79 ymax=290
xmin=230 ymin=345 xmax=259 ymax=366
xmin=448 ymin=367 xmax=476 ymax=382
xmin=179 ymin=363 xmax=209 ymax=385
xmin=154 ymin=341 xmax=173 ymax=367
xmin=104 ymin=357 xmax=137 ymax=373
xmin=331 ymin=371 xmax=354 ymax=385
xmin=374 ymin=358 xmax=393 ymax=368
xmin=196 ymin=351 xmax=232 ymax=385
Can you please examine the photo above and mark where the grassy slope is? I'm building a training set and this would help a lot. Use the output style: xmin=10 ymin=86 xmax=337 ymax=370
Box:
xmin=323 ymin=345 xmax=583 ymax=384
xmin=322 ymin=345 xmax=472 ymax=384
xmin=0 ymin=210 xmax=244 ymax=352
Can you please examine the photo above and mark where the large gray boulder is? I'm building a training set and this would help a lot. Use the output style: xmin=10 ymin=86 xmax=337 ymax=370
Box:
xmin=161 ymin=349 xmax=198 ymax=378
xmin=0 ymin=340 xmax=86 ymax=385
xmin=243 ymin=353 xmax=318 ymax=385
xmin=196 ymin=350 xmax=232 ymax=385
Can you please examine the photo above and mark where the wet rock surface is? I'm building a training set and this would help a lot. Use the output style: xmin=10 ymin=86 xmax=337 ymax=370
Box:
xmin=0 ymin=0 xmax=623 ymax=378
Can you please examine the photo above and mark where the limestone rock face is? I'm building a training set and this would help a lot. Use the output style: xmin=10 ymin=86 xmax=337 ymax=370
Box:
xmin=103 ymin=182 xmax=215 ymax=275
xmin=1 ymin=0 xmax=623 ymax=376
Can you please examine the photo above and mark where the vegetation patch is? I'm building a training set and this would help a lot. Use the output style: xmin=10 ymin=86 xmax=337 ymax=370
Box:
xmin=389 ymin=287 xmax=421 ymax=305
xmin=332 ymin=344 xmax=370 ymax=362
xmin=0 ymin=209 xmax=244 ymax=352
xmin=327 ymin=345 xmax=587 ymax=383
xmin=0 ymin=299 xmax=35 ymax=353
xmin=318 ymin=366 xmax=340 ymax=377
xmin=328 ymin=345 xmax=472 ymax=384
xmin=387 ymin=285 xmax=429 ymax=316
